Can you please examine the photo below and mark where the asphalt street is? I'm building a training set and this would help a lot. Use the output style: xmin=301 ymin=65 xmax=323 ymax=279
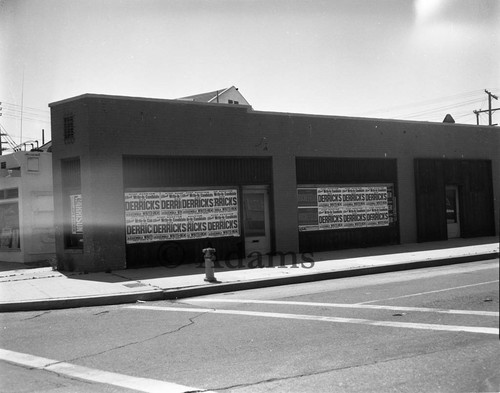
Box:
xmin=1 ymin=259 xmax=499 ymax=392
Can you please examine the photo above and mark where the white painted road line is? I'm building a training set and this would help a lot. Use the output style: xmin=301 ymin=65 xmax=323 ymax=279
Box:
xmin=128 ymin=305 xmax=500 ymax=335
xmin=357 ymin=280 xmax=499 ymax=304
xmin=185 ymin=298 xmax=499 ymax=317
xmin=0 ymin=348 xmax=214 ymax=393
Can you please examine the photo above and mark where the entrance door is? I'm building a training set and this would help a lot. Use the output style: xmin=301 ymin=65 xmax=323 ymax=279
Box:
xmin=445 ymin=186 xmax=460 ymax=238
xmin=242 ymin=187 xmax=271 ymax=255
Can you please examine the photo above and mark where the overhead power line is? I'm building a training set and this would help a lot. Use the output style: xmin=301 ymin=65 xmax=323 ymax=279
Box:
xmin=3 ymin=107 xmax=49 ymax=117
xmin=1 ymin=101 xmax=50 ymax=114
xmin=0 ymin=100 xmax=50 ymax=122
xmin=394 ymin=97 xmax=485 ymax=120
xmin=356 ymin=89 xmax=489 ymax=118
xmin=352 ymin=88 xmax=500 ymax=123
xmin=1 ymin=113 xmax=50 ymax=123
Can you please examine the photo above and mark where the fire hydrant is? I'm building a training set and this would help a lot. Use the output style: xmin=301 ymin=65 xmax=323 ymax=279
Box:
xmin=202 ymin=245 xmax=217 ymax=283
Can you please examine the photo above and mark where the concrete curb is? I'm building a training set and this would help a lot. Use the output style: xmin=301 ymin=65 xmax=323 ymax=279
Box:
xmin=163 ymin=252 xmax=499 ymax=299
xmin=1 ymin=252 xmax=497 ymax=312
xmin=0 ymin=290 xmax=164 ymax=313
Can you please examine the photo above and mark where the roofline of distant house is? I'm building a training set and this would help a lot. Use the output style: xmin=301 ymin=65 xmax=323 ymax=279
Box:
xmin=206 ymin=86 xmax=232 ymax=103
xmin=49 ymin=93 xmax=494 ymax=129
xmin=176 ymin=86 xmax=235 ymax=102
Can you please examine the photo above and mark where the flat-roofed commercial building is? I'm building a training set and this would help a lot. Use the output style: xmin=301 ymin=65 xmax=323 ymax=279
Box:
xmin=49 ymin=94 xmax=498 ymax=272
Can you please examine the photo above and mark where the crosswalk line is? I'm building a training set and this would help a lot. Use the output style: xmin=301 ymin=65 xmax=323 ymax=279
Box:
xmin=128 ymin=305 xmax=499 ymax=335
xmin=0 ymin=348 xmax=214 ymax=393
xmin=357 ymin=280 xmax=499 ymax=304
xmin=186 ymin=297 xmax=499 ymax=317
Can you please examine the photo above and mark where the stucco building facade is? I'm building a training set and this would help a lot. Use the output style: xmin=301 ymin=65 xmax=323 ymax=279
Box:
xmin=0 ymin=150 xmax=55 ymax=264
xmin=49 ymin=94 xmax=498 ymax=272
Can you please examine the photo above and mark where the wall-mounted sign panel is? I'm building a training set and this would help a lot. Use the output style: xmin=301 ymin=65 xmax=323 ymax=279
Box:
xmin=125 ymin=189 xmax=239 ymax=244
xmin=70 ymin=194 xmax=83 ymax=235
xmin=298 ymin=185 xmax=396 ymax=232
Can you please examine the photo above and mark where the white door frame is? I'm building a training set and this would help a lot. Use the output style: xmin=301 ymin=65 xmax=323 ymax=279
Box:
xmin=242 ymin=186 xmax=271 ymax=256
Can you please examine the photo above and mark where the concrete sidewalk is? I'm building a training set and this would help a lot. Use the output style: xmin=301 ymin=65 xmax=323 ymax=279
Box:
xmin=0 ymin=237 xmax=498 ymax=312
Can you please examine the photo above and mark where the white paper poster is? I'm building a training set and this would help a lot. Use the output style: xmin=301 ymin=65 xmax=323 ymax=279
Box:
xmin=70 ymin=194 xmax=83 ymax=234
xmin=125 ymin=189 xmax=239 ymax=244
xmin=298 ymin=185 xmax=396 ymax=231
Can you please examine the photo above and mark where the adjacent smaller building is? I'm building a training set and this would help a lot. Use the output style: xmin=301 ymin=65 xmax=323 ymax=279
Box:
xmin=0 ymin=149 xmax=55 ymax=264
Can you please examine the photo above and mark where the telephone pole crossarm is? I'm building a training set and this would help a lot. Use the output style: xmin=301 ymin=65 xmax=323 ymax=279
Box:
xmin=473 ymin=108 xmax=500 ymax=114
xmin=473 ymin=90 xmax=498 ymax=126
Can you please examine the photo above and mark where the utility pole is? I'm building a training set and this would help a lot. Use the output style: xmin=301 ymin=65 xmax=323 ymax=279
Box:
xmin=20 ymin=69 xmax=24 ymax=145
xmin=472 ymin=90 xmax=499 ymax=126
xmin=485 ymin=89 xmax=498 ymax=126
xmin=473 ymin=109 xmax=480 ymax=125
xmin=0 ymin=131 xmax=8 ymax=155
xmin=0 ymin=103 xmax=4 ymax=156
xmin=0 ymin=123 xmax=18 ymax=155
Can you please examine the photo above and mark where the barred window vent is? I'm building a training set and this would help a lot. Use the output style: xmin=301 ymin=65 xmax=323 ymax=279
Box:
xmin=64 ymin=115 xmax=75 ymax=143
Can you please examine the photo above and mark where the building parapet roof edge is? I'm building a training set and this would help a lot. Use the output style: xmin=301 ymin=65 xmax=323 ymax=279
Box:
xmin=249 ymin=109 xmax=497 ymax=128
xmin=48 ymin=93 xmax=495 ymax=129
xmin=49 ymin=93 xmax=253 ymax=110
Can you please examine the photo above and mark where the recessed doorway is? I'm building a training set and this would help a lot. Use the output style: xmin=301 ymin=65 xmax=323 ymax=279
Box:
xmin=445 ymin=185 xmax=461 ymax=238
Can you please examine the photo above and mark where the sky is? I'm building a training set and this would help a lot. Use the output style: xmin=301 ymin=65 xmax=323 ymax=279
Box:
xmin=0 ymin=0 xmax=499 ymax=151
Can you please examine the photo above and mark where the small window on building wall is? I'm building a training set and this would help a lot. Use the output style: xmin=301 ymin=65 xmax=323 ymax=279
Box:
xmin=64 ymin=115 xmax=75 ymax=143
xmin=27 ymin=157 xmax=40 ymax=172
xmin=0 ymin=202 xmax=20 ymax=249
xmin=0 ymin=188 xmax=19 ymax=200
xmin=0 ymin=188 xmax=20 ymax=249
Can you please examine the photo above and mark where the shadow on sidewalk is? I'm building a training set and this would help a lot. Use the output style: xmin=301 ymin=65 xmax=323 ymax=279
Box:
xmin=0 ymin=260 xmax=51 ymax=272
xmin=61 ymin=257 xmax=297 ymax=283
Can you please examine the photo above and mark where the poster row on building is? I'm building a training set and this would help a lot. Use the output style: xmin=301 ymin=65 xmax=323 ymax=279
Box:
xmin=70 ymin=185 xmax=397 ymax=244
